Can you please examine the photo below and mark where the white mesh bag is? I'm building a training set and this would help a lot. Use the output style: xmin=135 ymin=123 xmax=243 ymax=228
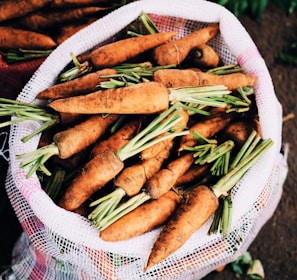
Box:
xmin=6 ymin=0 xmax=287 ymax=279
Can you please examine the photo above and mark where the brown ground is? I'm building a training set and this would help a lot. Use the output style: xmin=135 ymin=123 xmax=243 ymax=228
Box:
xmin=0 ymin=2 xmax=296 ymax=279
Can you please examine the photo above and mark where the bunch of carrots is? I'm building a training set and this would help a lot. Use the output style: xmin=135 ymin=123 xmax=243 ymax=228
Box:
xmin=0 ymin=0 xmax=137 ymax=63
xmin=1 ymin=11 xmax=274 ymax=272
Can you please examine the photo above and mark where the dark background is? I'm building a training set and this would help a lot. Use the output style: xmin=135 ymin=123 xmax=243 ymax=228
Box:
xmin=1 ymin=2 xmax=296 ymax=279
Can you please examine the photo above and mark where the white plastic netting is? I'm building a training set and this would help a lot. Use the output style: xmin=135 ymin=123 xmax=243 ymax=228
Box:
xmin=5 ymin=0 xmax=287 ymax=279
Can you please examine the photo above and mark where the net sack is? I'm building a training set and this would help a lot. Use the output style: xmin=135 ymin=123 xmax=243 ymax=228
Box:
xmin=6 ymin=0 xmax=287 ymax=279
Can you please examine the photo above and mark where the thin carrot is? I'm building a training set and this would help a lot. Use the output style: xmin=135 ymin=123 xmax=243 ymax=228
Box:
xmin=152 ymin=23 xmax=219 ymax=66
xmin=17 ymin=114 xmax=119 ymax=177
xmin=145 ymin=185 xmax=219 ymax=271
xmin=88 ymin=31 xmax=177 ymax=69
xmin=0 ymin=26 xmax=57 ymax=50
xmin=0 ymin=0 xmax=52 ymax=22
xmin=16 ymin=6 xmax=107 ymax=31
xmin=145 ymin=152 xmax=194 ymax=199
xmin=153 ymin=68 xmax=257 ymax=91
xmin=100 ymin=190 xmax=181 ymax=242
xmin=140 ymin=109 xmax=189 ymax=160
xmin=179 ymin=107 xmax=237 ymax=152
xmin=36 ymin=68 xmax=117 ymax=100
xmin=48 ymin=81 xmax=169 ymax=115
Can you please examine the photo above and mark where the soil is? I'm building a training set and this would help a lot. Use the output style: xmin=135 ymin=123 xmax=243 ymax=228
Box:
xmin=0 ymin=2 xmax=296 ymax=279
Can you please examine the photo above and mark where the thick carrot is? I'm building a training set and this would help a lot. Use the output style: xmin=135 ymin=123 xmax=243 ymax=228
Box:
xmin=152 ymin=23 xmax=219 ymax=66
xmin=154 ymin=68 xmax=257 ymax=91
xmin=145 ymin=185 xmax=219 ymax=271
xmin=48 ymin=81 xmax=169 ymax=115
xmin=16 ymin=6 xmax=107 ymax=31
xmin=140 ymin=109 xmax=189 ymax=160
xmin=90 ymin=116 xmax=143 ymax=157
xmin=36 ymin=68 xmax=117 ymax=100
xmin=89 ymin=31 xmax=177 ymax=69
xmin=0 ymin=27 xmax=57 ymax=50
xmin=187 ymin=44 xmax=220 ymax=69
xmin=58 ymin=148 xmax=124 ymax=211
xmin=145 ymin=152 xmax=194 ymax=199
xmin=100 ymin=190 xmax=181 ymax=242
xmin=0 ymin=0 xmax=52 ymax=22
xmin=179 ymin=107 xmax=237 ymax=151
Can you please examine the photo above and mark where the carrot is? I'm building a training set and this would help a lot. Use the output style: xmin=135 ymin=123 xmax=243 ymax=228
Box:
xmin=59 ymin=106 xmax=188 ymax=211
xmin=145 ymin=152 xmax=194 ymax=199
xmin=17 ymin=113 xmax=119 ymax=177
xmin=174 ymin=163 xmax=210 ymax=187
xmin=140 ymin=109 xmax=189 ymax=160
xmin=152 ymin=23 xmax=219 ymax=66
xmin=88 ymin=31 xmax=177 ymax=69
xmin=145 ymin=185 xmax=219 ymax=271
xmin=16 ymin=6 xmax=107 ymax=31
xmin=0 ymin=0 xmax=52 ymax=22
xmin=90 ymin=116 xmax=144 ymax=157
xmin=36 ymin=68 xmax=117 ymax=100
xmin=0 ymin=26 xmax=57 ymax=50
xmin=186 ymin=44 xmax=220 ymax=69
xmin=58 ymin=148 xmax=124 ymax=211
xmin=48 ymin=81 xmax=169 ymax=115
xmin=153 ymin=68 xmax=257 ymax=91
xmin=179 ymin=107 xmax=237 ymax=152
xmin=100 ymin=190 xmax=181 ymax=242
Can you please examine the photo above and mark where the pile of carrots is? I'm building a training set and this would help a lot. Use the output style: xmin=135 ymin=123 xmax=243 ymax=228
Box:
xmin=0 ymin=0 xmax=135 ymax=63
xmin=1 ymin=11 xmax=274 ymax=272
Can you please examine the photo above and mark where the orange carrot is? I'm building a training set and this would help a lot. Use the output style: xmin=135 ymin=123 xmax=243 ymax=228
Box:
xmin=17 ymin=114 xmax=119 ymax=177
xmin=100 ymin=190 xmax=181 ymax=242
xmin=16 ymin=6 xmax=107 ymax=31
xmin=179 ymin=107 xmax=237 ymax=151
xmin=152 ymin=23 xmax=219 ymax=66
xmin=48 ymin=81 xmax=169 ymax=115
xmin=145 ymin=152 xmax=194 ymax=199
xmin=0 ymin=26 xmax=57 ymax=50
xmin=153 ymin=68 xmax=257 ymax=91
xmin=145 ymin=185 xmax=219 ymax=271
xmin=187 ymin=44 xmax=220 ymax=69
xmin=0 ymin=0 xmax=52 ymax=22
xmin=140 ymin=109 xmax=189 ymax=160
xmin=36 ymin=68 xmax=117 ymax=100
xmin=58 ymin=148 xmax=124 ymax=211
xmin=90 ymin=116 xmax=144 ymax=157
xmin=88 ymin=31 xmax=177 ymax=69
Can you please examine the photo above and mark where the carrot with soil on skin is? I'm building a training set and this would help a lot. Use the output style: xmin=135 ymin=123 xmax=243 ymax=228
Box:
xmin=152 ymin=23 xmax=219 ymax=66
xmin=58 ymin=106 xmax=189 ymax=211
xmin=178 ymin=107 xmax=237 ymax=152
xmin=145 ymin=152 xmax=194 ymax=199
xmin=145 ymin=185 xmax=219 ymax=271
xmin=17 ymin=113 xmax=119 ymax=177
xmin=48 ymin=81 xmax=170 ymax=115
xmin=36 ymin=68 xmax=117 ymax=100
xmin=153 ymin=68 xmax=257 ymax=91
xmin=15 ymin=6 xmax=108 ymax=31
xmin=140 ymin=109 xmax=189 ymax=160
xmin=87 ymin=31 xmax=177 ymax=69
xmin=0 ymin=0 xmax=52 ymax=22
xmin=186 ymin=44 xmax=221 ymax=69
xmin=145 ymin=134 xmax=274 ymax=271
xmin=0 ymin=27 xmax=57 ymax=50
xmin=100 ymin=190 xmax=181 ymax=242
